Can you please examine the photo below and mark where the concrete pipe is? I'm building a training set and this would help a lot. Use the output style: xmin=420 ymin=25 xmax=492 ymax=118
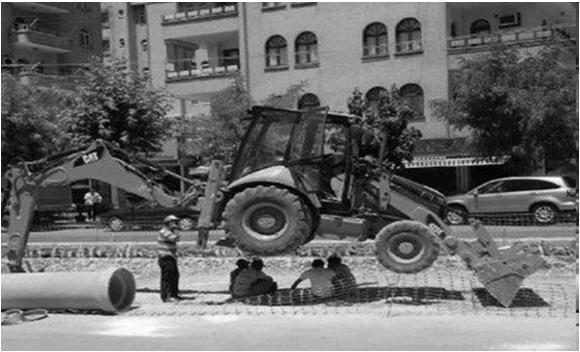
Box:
xmin=1 ymin=267 xmax=136 ymax=313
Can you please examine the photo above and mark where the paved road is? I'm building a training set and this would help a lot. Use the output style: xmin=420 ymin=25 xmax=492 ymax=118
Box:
xmin=2 ymin=314 xmax=577 ymax=350
xmin=2 ymin=224 xmax=576 ymax=245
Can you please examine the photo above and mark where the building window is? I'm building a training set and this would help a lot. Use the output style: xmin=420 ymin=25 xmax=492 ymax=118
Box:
xmin=265 ymin=35 xmax=288 ymax=67
xmin=141 ymin=39 xmax=148 ymax=51
xmin=119 ymin=38 xmax=125 ymax=48
xmin=295 ymin=31 xmax=318 ymax=64
xmin=262 ymin=3 xmax=285 ymax=9
xmin=400 ymin=84 xmax=424 ymax=117
xmin=142 ymin=67 xmax=150 ymax=75
xmin=118 ymin=9 xmax=125 ymax=19
xmin=298 ymin=93 xmax=320 ymax=109
xmin=365 ymin=86 xmax=387 ymax=112
xmin=470 ymin=19 xmax=491 ymax=34
xmin=101 ymin=9 xmax=110 ymax=28
xmin=135 ymin=5 xmax=147 ymax=24
xmin=102 ymin=39 xmax=110 ymax=53
xmin=80 ymin=29 xmax=91 ymax=47
xmin=166 ymin=43 xmax=197 ymax=71
xmin=396 ymin=18 xmax=422 ymax=53
xmin=363 ymin=22 xmax=388 ymax=57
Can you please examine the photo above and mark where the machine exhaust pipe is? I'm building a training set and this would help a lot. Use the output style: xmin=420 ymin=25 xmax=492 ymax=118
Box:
xmin=1 ymin=268 xmax=136 ymax=314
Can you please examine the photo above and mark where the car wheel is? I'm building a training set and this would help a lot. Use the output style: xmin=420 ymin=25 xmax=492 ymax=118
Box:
xmin=446 ymin=205 xmax=467 ymax=225
xmin=531 ymin=203 xmax=557 ymax=224
xmin=179 ymin=216 xmax=195 ymax=231
xmin=108 ymin=216 xmax=125 ymax=231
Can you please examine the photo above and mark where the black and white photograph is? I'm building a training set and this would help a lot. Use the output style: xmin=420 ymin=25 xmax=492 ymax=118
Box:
xmin=1 ymin=1 xmax=578 ymax=350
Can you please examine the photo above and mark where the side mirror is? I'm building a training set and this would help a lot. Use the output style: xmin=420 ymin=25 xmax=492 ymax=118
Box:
xmin=471 ymin=190 xmax=479 ymax=197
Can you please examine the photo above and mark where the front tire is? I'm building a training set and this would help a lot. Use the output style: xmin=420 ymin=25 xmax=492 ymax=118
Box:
xmin=223 ymin=186 xmax=311 ymax=255
xmin=375 ymin=220 xmax=440 ymax=274
xmin=531 ymin=203 xmax=557 ymax=224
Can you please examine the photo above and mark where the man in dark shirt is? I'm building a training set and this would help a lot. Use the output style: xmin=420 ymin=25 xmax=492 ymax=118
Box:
xmin=229 ymin=259 xmax=249 ymax=295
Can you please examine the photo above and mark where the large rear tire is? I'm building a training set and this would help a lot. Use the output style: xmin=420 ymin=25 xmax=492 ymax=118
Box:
xmin=223 ymin=186 xmax=311 ymax=255
xmin=375 ymin=220 xmax=440 ymax=274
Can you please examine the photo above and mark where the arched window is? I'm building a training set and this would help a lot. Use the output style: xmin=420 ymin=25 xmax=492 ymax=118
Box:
xmin=298 ymin=93 xmax=320 ymax=109
xmin=265 ymin=35 xmax=288 ymax=67
xmin=295 ymin=31 xmax=318 ymax=64
xmin=470 ymin=19 xmax=491 ymax=34
xmin=119 ymin=38 xmax=125 ymax=48
xmin=363 ymin=22 xmax=387 ymax=57
xmin=365 ymin=86 xmax=387 ymax=112
xmin=365 ymin=86 xmax=387 ymax=102
xmin=400 ymin=84 xmax=424 ymax=117
xmin=396 ymin=18 xmax=422 ymax=53
xmin=141 ymin=39 xmax=148 ymax=51
xmin=80 ymin=29 xmax=91 ymax=47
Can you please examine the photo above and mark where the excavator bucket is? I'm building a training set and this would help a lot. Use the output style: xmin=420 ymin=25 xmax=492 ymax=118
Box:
xmin=459 ymin=220 xmax=547 ymax=307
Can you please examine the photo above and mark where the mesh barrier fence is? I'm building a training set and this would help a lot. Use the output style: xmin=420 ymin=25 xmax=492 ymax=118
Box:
xmin=2 ymin=213 xmax=577 ymax=318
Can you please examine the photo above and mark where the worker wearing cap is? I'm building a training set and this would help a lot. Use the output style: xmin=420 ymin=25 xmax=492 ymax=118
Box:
xmin=158 ymin=215 xmax=181 ymax=302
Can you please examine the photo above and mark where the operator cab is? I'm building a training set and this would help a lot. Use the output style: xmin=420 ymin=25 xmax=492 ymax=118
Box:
xmin=230 ymin=106 xmax=356 ymax=214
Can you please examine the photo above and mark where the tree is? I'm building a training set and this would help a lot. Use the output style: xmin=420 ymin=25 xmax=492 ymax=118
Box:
xmin=347 ymin=86 xmax=422 ymax=172
xmin=186 ymin=74 xmax=253 ymax=163
xmin=1 ymin=72 xmax=68 ymax=170
xmin=62 ymin=58 xmax=172 ymax=155
xmin=430 ymin=41 xmax=577 ymax=173
xmin=262 ymin=81 xmax=306 ymax=109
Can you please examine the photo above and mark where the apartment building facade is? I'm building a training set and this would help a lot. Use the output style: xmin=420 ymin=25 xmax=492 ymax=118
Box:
xmin=102 ymin=2 xmax=577 ymax=195
xmin=1 ymin=2 xmax=105 ymax=211
xmin=2 ymin=2 xmax=102 ymax=85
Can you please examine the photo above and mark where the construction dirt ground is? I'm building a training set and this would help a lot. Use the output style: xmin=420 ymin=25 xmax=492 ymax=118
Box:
xmin=2 ymin=241 xmax=578 ymax=350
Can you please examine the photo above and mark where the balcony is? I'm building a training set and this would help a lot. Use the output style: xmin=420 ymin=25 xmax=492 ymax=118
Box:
xmin=11 ymin=25 xmax=72 ymax=53
xmin=448 ymin=23 xmax=576 ymax=54
xmin=395 ymin=39 xmax=423 ymax=56
xmin=11 ymin=2 xmax=69 ymax=14
xmin=162 ymin=4 xmax=237 ymax=25
xmin=165 ymin=58 xmax=240 ymax=82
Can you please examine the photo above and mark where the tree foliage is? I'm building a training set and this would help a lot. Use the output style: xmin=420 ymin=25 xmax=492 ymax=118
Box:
xmin=262 ymin=82 xmax=306 ymax=109
xmin=62 ymin=58 xmax=172 ymax=155
xmin=187 ymin=74 xmax=254 ymax=163
xmin=430 ymin=42 xmax=577 ymax=173
xmin=347 ymin=86 xmax=422 ymax=171
xmin=1 ymin=72 xmax=68 ymax=169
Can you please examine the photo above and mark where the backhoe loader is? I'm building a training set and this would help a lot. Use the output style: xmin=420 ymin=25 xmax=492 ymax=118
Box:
xmin=2 ymin=106 xmax=546 ymax=307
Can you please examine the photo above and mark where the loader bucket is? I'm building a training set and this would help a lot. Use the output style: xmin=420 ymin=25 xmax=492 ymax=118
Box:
xmin=458 ymin=220 xmax=547 ymax=307
xmin=469 ymin=253 xmax=547 ymax=307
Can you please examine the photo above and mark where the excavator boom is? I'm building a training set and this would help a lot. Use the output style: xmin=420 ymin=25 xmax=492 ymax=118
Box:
xmin=2 ymin=140 xmax=201 ymax=272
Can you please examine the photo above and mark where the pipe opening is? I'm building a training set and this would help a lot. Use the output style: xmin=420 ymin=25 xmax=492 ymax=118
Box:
xmin=107 ymin=268 xmax=136 ymax=312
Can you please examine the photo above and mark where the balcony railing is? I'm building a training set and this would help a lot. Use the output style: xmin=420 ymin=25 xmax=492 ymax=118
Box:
xmin=448 ymin=23 xmax=576 ymax=52
xmin=165 ymin=58 xmax=240 ymax=81
xmin=395 ymin=39 xmax=423 ymax=55
xmin=363 ymin=44 xmax=388 ymax=58
xmin=162 ymin=4 xmax=237 ymax=25
xmin=12 ymin=25 xmax=72 ymax=52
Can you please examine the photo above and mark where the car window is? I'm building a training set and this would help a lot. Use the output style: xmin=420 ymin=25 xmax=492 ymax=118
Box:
xmin=477 ymin=181 xmax=504 ymax=194
xmin=502 ymin=180 xmax=532 ymax=192
xmin=531 ymin=180 xmax=560 ymax=190
xmin=562 ymin=176 xmax=576 ymax=189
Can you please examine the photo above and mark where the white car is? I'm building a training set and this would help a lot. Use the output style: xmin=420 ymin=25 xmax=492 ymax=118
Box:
xmin=446 ymin=176 xmax=577 ymax=225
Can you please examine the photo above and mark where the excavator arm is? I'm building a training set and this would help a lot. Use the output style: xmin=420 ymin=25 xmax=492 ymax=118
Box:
xmin=2 ymin=140 xmax=201 ymax=272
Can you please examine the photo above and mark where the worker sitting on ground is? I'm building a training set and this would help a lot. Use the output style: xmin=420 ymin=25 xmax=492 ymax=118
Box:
xmin=229 ymin=258 xmax=249 ymax=295
xmin=291 ymin=259 xmax=336 ymax=299
xmin=232 ymin=258 xmax=277 ymax=298
xmin=327 ymin=254 xmax=357 ymax=296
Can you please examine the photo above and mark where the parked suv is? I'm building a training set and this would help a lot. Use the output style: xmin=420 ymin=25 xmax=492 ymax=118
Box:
xmin=446 ymin=176 xmax=577 ymax=225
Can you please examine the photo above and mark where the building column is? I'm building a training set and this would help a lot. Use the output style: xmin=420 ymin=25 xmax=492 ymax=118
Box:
xmin=456 ymin=166 xmax=470 ymax=192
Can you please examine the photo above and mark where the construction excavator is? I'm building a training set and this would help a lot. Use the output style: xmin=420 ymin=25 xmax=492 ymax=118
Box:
xmin=2 ymin=106 xmax=546 ymax=307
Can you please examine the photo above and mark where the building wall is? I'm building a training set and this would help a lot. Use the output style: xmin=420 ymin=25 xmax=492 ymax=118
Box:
xmin=244 ymin=3 xmax=450 ymax=138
